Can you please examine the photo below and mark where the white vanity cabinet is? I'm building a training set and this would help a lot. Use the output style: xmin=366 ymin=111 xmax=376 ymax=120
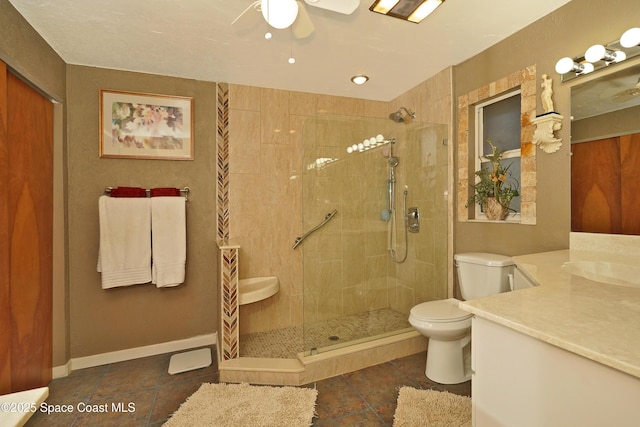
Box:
xmin=471 ymin=316 xmax=640 ymax=426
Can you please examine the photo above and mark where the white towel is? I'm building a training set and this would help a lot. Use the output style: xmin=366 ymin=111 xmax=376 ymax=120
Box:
xmin=151 ymin=196 xmax=186 ymax=287
xmin=97 ymin=195 xmax=152 ymax=289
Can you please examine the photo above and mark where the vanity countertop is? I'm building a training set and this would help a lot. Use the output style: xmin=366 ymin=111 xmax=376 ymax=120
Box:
xmin=459 ymin=249 xmax=640 ymax=379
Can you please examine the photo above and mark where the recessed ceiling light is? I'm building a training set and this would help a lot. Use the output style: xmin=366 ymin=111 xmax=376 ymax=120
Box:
xmin=351 ymin=75 xmax=369 ymax=85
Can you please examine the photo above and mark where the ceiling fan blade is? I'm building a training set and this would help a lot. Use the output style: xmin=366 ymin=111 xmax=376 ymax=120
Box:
xmin=304 ymin=0 xmax=360 ymax=15
xmin=231 ymin=0 xmax=261 ymax=25
xmin=293 ymin=1 xmax=315 ymax=39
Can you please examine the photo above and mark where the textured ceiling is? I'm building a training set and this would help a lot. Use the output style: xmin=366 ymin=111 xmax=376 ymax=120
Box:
xmin=10 ymin=0 xmax=571 ymax=101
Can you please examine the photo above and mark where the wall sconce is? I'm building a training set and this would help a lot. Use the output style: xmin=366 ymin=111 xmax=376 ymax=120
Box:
xmin=555 ymin=27 xmax=640 ymax=82
xmin=369 ymin=0 xmax=445 ymax=23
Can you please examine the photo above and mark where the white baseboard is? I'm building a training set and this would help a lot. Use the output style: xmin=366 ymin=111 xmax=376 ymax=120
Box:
xmin=52 ymin=360 xmax=72 ymax=379
xmin=52 ymin=333 xmax=217 ymax=378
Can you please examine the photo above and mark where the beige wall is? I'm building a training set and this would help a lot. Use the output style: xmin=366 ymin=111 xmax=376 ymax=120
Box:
xmin=453 ymin=0 xmax=640 ymax=256
xmin=572 ymin=104 xmax=640 ymax=143
xmin=0 ymin=0 xmax=68 ymax=367
xmin=66 ymin=66 xmax=218 ymax=357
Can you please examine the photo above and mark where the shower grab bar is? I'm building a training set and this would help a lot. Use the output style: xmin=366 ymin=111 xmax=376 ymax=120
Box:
xmin=292 ymin=209 xmax=338 ymax=249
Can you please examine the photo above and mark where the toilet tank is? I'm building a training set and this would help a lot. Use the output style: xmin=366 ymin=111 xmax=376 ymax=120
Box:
xmin=454 ymin=252 xmax=515 ymax=300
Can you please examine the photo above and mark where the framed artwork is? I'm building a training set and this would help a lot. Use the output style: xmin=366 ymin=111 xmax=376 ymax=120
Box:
xmin=100 ymin=90 xmax=194 ymax=160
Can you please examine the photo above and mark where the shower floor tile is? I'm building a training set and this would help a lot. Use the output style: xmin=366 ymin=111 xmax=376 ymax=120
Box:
xmin=240 ymin=308 xmax=411 ymax=359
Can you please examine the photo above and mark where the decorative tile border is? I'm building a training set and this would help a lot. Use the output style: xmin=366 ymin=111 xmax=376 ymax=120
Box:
xmin=216 ymin=82 xmax=238 ymax=361
xmin=220 ymin=245 xmax=239 ymax=360
xmin=457 ymin=65 xmax=537 ymax=225
xmin=217 ymin=82 xmax=230 ymax=243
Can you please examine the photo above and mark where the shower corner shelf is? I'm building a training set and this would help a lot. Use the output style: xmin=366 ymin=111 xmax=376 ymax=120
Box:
xmin=238 ymin=276 xmax=280 ymax=305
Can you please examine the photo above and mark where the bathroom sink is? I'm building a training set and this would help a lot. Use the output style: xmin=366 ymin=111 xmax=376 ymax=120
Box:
xmin=238 ymin=276 xmax=279 ymax=305
xmin=561 ymin=261 xmax=640 ymax=288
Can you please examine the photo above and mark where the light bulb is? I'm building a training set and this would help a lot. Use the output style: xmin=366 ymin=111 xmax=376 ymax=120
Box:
xmin=264 ymin=32 xmax=272 ymax=40
xmin=621 ymin=27 xmax=640 ymax=48
xmin=614 ymin=51 xmax=627 ymax=62
xmin=346 ymin=146 xmax=353 ymax=154
xmin=350 ymin=75 xmax=369 ymax=85
xmin=351 ymin=144 xmax=358 ymax=151
xmin=585 ymin=45 xmax=606 ymax=62
xmin=555 ymin=57 xmax=576 ymax=74
xmin=261 ymin=0 xmax=299 ymax=29
xmin=584 ymin=45 xmax=626 ymax=63
xmin=582 ymin=63 xmax=594 ymax=74
xmin=363 ymin=139 xmax=370 ymax=147
xmin=288 ymin=57 xmax=295 ymax=64
xmin=376 ymin=134 xmax=384 ymax=142
xmin=357 ymin=143 xmax=364 ymax=150
xmin=369 ymin=137 xmax=377 ymax=145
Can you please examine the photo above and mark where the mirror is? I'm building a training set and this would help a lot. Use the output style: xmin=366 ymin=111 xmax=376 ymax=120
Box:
xmin=571 ymin=63 xmax=640 ymax=235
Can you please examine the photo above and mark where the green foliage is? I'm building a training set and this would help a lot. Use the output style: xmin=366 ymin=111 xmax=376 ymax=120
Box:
xmin=467 ymin=139 xmax=520 ymax=211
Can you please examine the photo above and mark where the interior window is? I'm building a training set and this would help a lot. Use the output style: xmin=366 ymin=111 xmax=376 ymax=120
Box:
xmin=474 ymin=90 xmax=522 ymax=219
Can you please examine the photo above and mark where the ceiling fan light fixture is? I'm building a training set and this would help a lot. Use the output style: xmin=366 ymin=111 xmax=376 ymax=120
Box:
xmin=351 ymin=75 xmax=369 ymax=85
xmin=370 ymin=0 xmax=444 ymax=23
xmin=261 ymin=0 xmax=299 ymax=29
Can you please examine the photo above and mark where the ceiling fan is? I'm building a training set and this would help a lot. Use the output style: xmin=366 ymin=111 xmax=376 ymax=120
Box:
xmin=232 ymin=0 xmax=360 ymax=39
xmin=611 ymin=76 xmax=640 ymax=103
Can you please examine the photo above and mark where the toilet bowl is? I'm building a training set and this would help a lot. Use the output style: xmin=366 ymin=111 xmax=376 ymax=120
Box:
xmin=409 ymin=252 xmax=514 ymax=384
xmin=409 ymin=298 xmax=473 ymax=384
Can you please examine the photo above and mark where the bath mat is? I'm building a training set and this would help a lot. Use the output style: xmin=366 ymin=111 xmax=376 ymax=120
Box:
xmin=163 ymin=382 xmax=317 ymax=427
xmin=393 ymin=387 xmax=472 ymax=427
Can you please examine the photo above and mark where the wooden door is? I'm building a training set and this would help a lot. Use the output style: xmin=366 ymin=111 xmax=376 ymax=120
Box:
xmin=620 ymin=133 xmax=640 ymax=235
xmin=0 ymin=61 xmax=53 ymax=394
xmin=571 ymin=137 xmax=622 ymax=234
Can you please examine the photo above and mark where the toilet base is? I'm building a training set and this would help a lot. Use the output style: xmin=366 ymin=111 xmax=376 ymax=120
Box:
xmin=425 ymin=336 xmax=472 ymax=384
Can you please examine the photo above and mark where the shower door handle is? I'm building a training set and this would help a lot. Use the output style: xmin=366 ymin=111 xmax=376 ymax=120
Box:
xmin=407 ymin=207 xmax=419 ymax=233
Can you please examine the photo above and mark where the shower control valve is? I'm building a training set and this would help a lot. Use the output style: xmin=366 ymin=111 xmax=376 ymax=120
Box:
xmin=407 ymin=207 xmax=420 ymax=233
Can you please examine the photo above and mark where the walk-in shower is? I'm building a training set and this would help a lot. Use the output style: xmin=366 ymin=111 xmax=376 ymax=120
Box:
xmin=295 ymin=113 xmax=449 ymax=356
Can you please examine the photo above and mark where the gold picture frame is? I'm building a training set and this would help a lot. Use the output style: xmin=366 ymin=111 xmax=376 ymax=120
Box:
xmin=100 ymin=90 xmax=194 ymax=160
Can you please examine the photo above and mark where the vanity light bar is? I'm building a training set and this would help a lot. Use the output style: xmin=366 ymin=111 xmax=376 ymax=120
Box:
xmin=555 ymin=27 xmax=640 ymax=82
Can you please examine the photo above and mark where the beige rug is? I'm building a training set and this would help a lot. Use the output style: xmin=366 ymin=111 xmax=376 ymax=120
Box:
xmin=393 ymin=387 xmax=472 ymax=427
xmin=164 ymin=382 xmax=317 ymax=427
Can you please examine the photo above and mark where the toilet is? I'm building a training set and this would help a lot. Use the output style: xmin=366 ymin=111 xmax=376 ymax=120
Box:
xmin=409 ymin=252 xmax=514 ymax=384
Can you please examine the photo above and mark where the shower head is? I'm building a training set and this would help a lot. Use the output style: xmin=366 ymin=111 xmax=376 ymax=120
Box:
xmin=389 ymin=107 xmax=416 ymax=123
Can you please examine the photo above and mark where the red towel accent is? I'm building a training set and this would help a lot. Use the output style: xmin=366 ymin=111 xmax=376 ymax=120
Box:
xmin=110 ymin=187 xmax=147 ymax=198
xmin=150 ymin=187 xmax=181 ymax=197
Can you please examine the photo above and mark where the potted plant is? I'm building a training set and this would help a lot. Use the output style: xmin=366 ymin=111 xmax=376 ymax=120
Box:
xmin=467 ymin=139 xmax=520 ymax=220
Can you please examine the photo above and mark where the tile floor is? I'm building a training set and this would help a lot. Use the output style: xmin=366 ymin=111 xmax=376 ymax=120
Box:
xmin=240 ymin=308 xmax=412 ymax=359
xmin=26 ymin=347 xmax=470 ymax=426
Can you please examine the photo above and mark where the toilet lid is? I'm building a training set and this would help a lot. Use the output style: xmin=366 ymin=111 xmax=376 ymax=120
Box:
xmin=410 ymin=298 xmax=472 ymax=322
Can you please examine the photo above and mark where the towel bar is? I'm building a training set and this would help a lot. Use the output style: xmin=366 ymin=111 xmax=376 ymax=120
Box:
xmin=104 ymin=187 xmax=190 ymax=201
